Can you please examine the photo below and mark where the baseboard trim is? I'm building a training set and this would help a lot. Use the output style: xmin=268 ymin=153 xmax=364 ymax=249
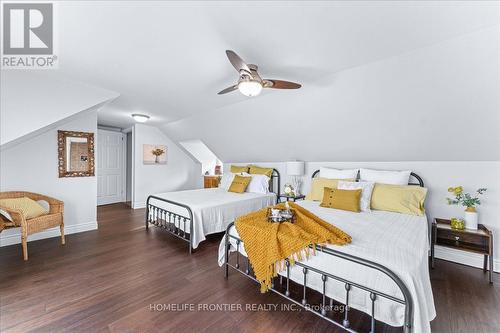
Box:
xmin=0 ymin=221 xmax=98 ymax=247
xmin=132 ymin=201 xmax=146 ymax=209
xmin=434 ymin=245 xmax=499 ymax=273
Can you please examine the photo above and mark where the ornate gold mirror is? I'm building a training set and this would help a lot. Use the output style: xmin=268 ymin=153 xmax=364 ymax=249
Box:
xmin=58 ymin=130 xmax=95 ymax=177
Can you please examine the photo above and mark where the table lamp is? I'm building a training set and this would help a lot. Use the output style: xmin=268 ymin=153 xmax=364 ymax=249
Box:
xmin=286 ymin=161 xmax=305 ymax=196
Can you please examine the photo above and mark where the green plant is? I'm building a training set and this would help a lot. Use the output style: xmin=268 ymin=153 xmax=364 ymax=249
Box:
xmin=447 ymin=186 xmax=487 ymax=209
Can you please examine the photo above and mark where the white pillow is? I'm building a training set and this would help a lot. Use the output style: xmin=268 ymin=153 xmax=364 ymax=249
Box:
xmin=320 ymin=167 xmax=358 ymax=180
xmin=359 ymin=168 xmax=411 ymax=185
xmin=218 ymin=173 xmax=236 ymax=191
xmin=243 ymin=174 xmax=270 ymax=194
xmin=338 ymin=181 xmax=374 ymax=212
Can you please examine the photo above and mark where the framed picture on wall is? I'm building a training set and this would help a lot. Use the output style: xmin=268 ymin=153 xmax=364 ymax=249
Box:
xmin=143 ymin=144 xmax=167 ymax=165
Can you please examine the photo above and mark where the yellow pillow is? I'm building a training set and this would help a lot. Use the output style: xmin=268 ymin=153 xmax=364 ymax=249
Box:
xmin=230 ymin=165 xmax=249 ymax=173
xmin=0 ymin=197 xmax=48 ymax=219
xmin=228 ymin=175 xmax=252 ymax=193
xmin=248 ymin=165 xmax=273 ymax=178
xmin=320 ymin=188 xmax=362 ymax=212
xmin=305 ymin=177 xmax=355 ymax=201
xmin=371 ymin=184 xmax=427 ymax=216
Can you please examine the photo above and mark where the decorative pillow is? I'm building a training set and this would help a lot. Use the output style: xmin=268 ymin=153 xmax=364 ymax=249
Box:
xmin=305 ymin=177 xmax=355 ymax=201
xmin=359 ymin=168 xmax=411 ymax=185
xmin=228 ymin=175 xmax=252 ymax=193
xmin=320 ymin=167 xmax=358 ymax=180
xmin=0 ymin=197 xmax=48 ymax=219
xmin=320 ymin=188 xmax=362 ymax=213
xmin=338 ymin=181 xmax=374 ymax=212
xmin=371 ymin=184 xmax=427 ymax=216
xmin=243 ymin=174 xmax=270 ymax=194
xmin=249 ymin=165 xmax=273 ymax=178
xmin=218 ymin=173 xmax=236 ymax=191
xmin=230 ymin=165 xmax=249 ymax=173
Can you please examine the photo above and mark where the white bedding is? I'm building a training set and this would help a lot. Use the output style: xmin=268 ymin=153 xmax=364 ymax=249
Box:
xmin=149 ymin=188 xmax=276 ymax=249
xmin=217 ymin=200 xmax=436 ymax=332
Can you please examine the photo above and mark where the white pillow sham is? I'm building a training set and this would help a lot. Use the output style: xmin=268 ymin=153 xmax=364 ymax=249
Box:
xmin=359 ymin=168 xmax=411 ymax=185
xmin=241 ymin=173 xmax=270 ymax=194
xmin=320 ymin=167 xmax=358 ymax=180
xmin=338 ymin=180 xmax=375 ymax=212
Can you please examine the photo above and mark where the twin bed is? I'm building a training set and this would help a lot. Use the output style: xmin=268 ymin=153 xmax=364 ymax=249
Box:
xmin=145 ymin=169 xmax=280 ymax=253
xmin=145 ymin=168 xmax=435 ymax=332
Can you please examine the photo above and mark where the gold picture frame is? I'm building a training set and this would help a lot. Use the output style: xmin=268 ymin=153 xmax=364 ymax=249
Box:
xmin=57 ymin=130 xmax=95 ymax=178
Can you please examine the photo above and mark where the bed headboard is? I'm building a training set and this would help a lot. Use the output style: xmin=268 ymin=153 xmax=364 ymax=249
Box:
xmin=311 ymin=169 xmax=424 ymax=187
xmin=269 ymin=169 xmax=281 ymax=197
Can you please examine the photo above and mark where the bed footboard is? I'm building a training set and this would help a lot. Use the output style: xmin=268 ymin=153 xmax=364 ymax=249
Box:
xmin=223 ymin=222 xmax=414 ymax=333
xmin=146 ymin=195 xmax=194 ymax=254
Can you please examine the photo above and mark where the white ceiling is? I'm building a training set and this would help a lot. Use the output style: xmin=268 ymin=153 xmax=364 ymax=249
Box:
xmin=0 ymin=71 xmax=118 ymax=146
xmin=37 ymin=1 xmax=500 ymax=161
xmin=56 ymin=2 xmax=499 ymax=124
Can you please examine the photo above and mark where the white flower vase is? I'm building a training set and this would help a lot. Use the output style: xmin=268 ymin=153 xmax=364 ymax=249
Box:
xmin=464 ymin=208 xmax=478 ymax=230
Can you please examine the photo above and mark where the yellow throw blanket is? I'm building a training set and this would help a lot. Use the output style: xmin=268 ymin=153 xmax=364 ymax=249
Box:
xmin=235 ymin=202 xmax=352 ymax=292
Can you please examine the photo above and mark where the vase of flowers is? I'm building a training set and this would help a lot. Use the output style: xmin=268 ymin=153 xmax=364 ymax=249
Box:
xmin=151 ymin=148 xmax=165 ymax=164
xmin=447 ymin=186 xmax=487 ymax=230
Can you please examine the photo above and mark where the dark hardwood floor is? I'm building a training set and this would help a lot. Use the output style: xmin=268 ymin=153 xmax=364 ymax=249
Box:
xmin=1 ymin=203 xmax=499 ymax=333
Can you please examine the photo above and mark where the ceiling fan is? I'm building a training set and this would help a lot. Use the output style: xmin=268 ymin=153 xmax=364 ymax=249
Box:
xmin=218 ymin=50 xmax=301 ymax=97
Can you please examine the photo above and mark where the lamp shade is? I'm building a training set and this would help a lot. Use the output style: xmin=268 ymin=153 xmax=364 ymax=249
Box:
xmin=286 ymin=161 xmax=305 ymax=176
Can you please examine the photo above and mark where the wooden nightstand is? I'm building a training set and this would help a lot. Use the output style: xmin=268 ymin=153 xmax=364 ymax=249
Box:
xmin=432 ymin=218 xmax=494 ymax=283
xmin=278 ymin=194 xmax=305 ymax=202
xmin=204 ymin=175 xmax=220 ymax=188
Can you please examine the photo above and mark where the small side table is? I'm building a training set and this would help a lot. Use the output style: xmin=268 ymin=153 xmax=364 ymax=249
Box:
xmin=278 ymin=194 xmax=305 ymax=203
xmin=432 ymin=218 xmax=494 ymax=283
xmin=204 ymin=176 xmax=220 ymax=188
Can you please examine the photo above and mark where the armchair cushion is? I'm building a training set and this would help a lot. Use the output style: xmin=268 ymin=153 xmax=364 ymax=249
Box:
xmin=0 ymin=197 xmax=48 ymax=220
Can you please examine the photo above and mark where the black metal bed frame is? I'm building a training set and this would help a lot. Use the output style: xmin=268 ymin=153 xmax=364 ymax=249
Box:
xmin=310 ymin=169 xmax=424 ymax=187
xmin=145 ymin=169 xmax=281 ymax=254
xmin=224 ymin=170 xmax=425 ymax=333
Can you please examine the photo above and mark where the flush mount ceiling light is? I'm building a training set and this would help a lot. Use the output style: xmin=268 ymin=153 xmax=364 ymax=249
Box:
xmin=218 ymin=50 xmax=301 ymax=97
xmin=132 ymin=114 xmax=150 ymax=123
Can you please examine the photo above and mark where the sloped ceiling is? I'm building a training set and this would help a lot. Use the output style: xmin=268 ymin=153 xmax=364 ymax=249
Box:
xmin=164 ymin=24 xmax=500 ymax=162
xmin=0 ymin=71 xmax=119 ymax=146
xmin=42 ymin=1 xmax=500 ymax=161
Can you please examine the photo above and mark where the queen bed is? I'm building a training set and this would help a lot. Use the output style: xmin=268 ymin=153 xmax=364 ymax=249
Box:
xmin=218 ymin=170 xmax=435 ymax=333
xmin=146 ymin=169 xmax=280 ymax=253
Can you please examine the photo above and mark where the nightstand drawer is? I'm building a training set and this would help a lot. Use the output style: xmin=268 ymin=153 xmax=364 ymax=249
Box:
xmin=432 ymin=218 xmax=493 ymax=283
xmin=204 ymin=176 xmax=220 ymax=188
xmin=436 ymin=228 xmax=489 ymax=254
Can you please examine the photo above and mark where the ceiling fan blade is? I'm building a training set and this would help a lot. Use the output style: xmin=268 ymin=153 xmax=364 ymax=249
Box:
xmin=226 ymin=50 xmax=251 ymax=73
xmin=264 ymin=79 xmax=301 ymax=89
xmin=218 ymin=85 xmax=238 ymax=95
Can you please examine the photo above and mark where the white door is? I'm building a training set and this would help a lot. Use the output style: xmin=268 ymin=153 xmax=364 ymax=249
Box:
xmin=97 ymin=130 xmax=125 ymax=205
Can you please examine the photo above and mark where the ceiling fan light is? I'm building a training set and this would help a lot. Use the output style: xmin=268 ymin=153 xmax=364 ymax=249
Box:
xmin=238 ymin=80 xmax=263 ymax=97
xmin=132 ymin=114 xmax=150 ymax=123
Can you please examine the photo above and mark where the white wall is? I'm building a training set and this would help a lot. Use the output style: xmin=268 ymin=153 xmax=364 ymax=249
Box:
xmin=132 ymin=124 xmax=203 ymax=208
xmin=179 ymin=139 xmax=220 ymax=175
xmin=0 ymin=110 xmax=99 ymax=247
xmin=225 ymin=161 xmax=500 ymax=272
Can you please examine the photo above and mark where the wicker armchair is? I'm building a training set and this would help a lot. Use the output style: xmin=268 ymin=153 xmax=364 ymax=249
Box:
xmin=0 ymin=191 xmax=64 ymax=260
